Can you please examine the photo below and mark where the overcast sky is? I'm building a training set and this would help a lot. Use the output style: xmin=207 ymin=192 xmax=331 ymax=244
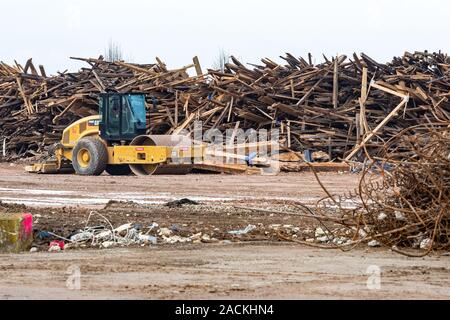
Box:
xmin=1 ymin=0 xmax=448 ymax=74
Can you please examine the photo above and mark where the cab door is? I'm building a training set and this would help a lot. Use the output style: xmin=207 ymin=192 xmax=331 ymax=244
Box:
xmin=100 ymin=94 xmax=122 ymax=141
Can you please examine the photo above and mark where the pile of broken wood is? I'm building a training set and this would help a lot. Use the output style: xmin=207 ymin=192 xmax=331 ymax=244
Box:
xmin=0 ymin=56 xmax=206 ymax=160
xmin=0 ymin=51 xmax=449 ymax=163
xmin=208 ymin=51 xmax=449 ymax=161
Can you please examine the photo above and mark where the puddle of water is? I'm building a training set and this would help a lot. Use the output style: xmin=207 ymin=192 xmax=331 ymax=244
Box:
xmin=0 ymin=187 xmax=75 ymax=196
xmin=0 ymin=194 xmax=235 ymax=208
xmin=1 ymin=198 xmax=167 ymax=207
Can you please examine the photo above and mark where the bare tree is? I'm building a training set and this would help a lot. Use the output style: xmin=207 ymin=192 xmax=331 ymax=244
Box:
xmin=212 ymin=49 xmax=230 ymax=72
xmin=105 ymin=39 xmax=123 ymax=62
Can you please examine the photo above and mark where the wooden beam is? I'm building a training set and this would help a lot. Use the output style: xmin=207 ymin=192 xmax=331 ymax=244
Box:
xmin=290 ymin=79 xmax=295 ymax=98
xmin=295 ymin=70 xmax=331 ymax=106
xmin=52 ymin=98 xmax=78 ymax=124
xmin=173 ymin=113 xmax=196 ymax=135
xmin=345 ymin=96 xmax=409 ymax=161
xmin=287 ymin=120 xmax=291 ymax=148
xmin=333 ymin=56 xmax=339 ymax=109
xmin=15 ymin=77 xmax=34 ymax=114
xmin=193 ymin=56 xmax=203 ymax=76
xmin=174 ymin=90 xmax=179 ymax=127
xmin=370 ymin=80 xmax=409 ymax=99
xmin=92 ymin=70 xmax=106 ymax=92
xmin=39 ymin=65 xmax=47 ymax=78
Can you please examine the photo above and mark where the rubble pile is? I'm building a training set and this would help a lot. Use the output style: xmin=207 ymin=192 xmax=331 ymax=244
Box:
xmin=0 ymin=51 xmax=448 ymax=162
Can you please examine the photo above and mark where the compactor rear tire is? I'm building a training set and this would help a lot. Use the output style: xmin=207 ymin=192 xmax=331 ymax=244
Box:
xmin=72 ymin=137 xmax=108 ymax=176
xmin=106 ymin=165 xmax=132 ymax=176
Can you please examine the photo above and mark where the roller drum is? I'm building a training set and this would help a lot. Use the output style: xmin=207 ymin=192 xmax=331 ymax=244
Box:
xmin=129 ymin=135 xmax=193 ymax=176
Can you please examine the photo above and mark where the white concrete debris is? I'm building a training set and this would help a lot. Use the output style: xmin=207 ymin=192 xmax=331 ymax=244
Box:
xmin=115 ymin=223 xmax=134 ymax=234
xmin=332 ymin=237 xmax=348 ymax=245
xmin=48 ymin=245 xmax=61 ymax=252
xmin=138 ymin=234 xmax=157 ymax=245
xmin=314 ymin=227 xmax=334 ymax=243
xmin=420 ymin=238 xmax=432 ymax=250
xmin=158 ymin=228 xmax=172 ymax=237
xmin=163 ymin=235 xmax=191 ymax=244
xmin=228 ymin=225 xmax=256 ymax=235
xmin=395 ymin=211 xmax=407 ymax=221
xmin=190 ymin=232 xmax=202 ymax=241
xmin=368 ymin=240 xmax=381 ymax=247
xmin=94 ymin=230 xmax=113 ymax=240
xmin=358 ymin=229 xmax=368 ymax=238
xmin=201 ymin=234 xmax=211 ymax=242
xmin=70 ymin=231 xmax=94 ymax=242
xmin=125 ymin=228 xmax=140 ymax=241
xmin=101 ymin=241 xmax=116 ymax=249
xmin=315 ymin=227 xmax=328 ymax=238
xmin=316 ymin=236 xmax=330 ymax=243
xmin=377 ymin=212 xmax=388 ymax=221
xmin=68 ymin=219 xmax=160 ymax=248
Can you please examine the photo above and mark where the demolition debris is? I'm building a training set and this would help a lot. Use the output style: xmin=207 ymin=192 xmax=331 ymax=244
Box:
xmin=1 ymin=51 xmax=448 ymax=162
xmin=280 ymin=124 xmax=450 ymax=256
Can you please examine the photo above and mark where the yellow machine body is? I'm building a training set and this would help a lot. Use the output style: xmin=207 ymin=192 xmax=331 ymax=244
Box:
xmin=61 ymin=115 xmax=101 ymax=148
xmin=26 ymin=115 xmax=203 ymax=175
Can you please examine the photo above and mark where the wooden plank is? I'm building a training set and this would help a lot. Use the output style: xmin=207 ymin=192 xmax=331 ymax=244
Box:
xmin=370 ymin=81 xmax=409 ymax=99
xmin=15 ymin=77 xmax=34 ymax=114
xmin=193 ymin=56 xmax=203 ymax=76
xmin=39 ymin=65 xmax=47 ymax=78
xmin=287 ymin=120 xmax=291 ymax=148
xmin=52 ymin=98 xmax=79 ymax=124
xmin=333 ymin=56 xmax=339 ymax=108
xmin=359 ymin=67 xmax=370 ymax=135
xmin=345 ymin=96 xmax=409 ymax=161
xmin=174 ymin=90 xmax=179 ymax=127
xmin=173 ymin=113 xmax=196 ymax=135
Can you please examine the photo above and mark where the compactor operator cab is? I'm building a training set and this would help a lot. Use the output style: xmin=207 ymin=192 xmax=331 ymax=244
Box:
xmin=99 ymin=93 xmax=147 ymax=142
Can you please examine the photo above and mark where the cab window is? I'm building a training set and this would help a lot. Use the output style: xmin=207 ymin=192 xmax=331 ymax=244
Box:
xmin=106 ymin=95 xmax=121 ymax=137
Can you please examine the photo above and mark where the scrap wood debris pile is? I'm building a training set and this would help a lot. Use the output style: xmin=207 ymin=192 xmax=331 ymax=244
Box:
xmin=210 ymin=52 xmax=449 ymax=160
xmin=0 ymin=50 xmax=449 ymax=162
xmin=283 ymin=124 xmax=449 ymax=256
xmin=0 ymin=56 xmax=206 ymax=160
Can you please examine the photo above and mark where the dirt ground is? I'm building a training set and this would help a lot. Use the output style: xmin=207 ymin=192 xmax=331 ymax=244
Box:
xmin=0 ymin=163 xmax=449 ymax=300
xmin=0 ymin=163 xmax=356 ymax=207
xmin=1 ymin=245 xmax=449 ymax=300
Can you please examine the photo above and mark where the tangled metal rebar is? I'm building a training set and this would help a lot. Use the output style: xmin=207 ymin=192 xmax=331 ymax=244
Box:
xmin=311 ymin=124 xmax=449 ymax=256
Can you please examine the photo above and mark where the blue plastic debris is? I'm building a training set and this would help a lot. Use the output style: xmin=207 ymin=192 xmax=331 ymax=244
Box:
xmin=245 ymin=152 xmax=258 ymax=166
xmin=304 ymin=150 xmax=313 ymax=163
xmin=36 ymin=230 xmax=52 ymax=240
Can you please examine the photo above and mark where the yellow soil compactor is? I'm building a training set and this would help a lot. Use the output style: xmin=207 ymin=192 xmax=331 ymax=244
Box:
xmin=26 ymin=93 xmax=202 ymax=176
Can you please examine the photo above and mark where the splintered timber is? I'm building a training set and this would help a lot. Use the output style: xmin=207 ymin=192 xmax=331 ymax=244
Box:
xmin=0 ymin=51 xmax=448 ymax=162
